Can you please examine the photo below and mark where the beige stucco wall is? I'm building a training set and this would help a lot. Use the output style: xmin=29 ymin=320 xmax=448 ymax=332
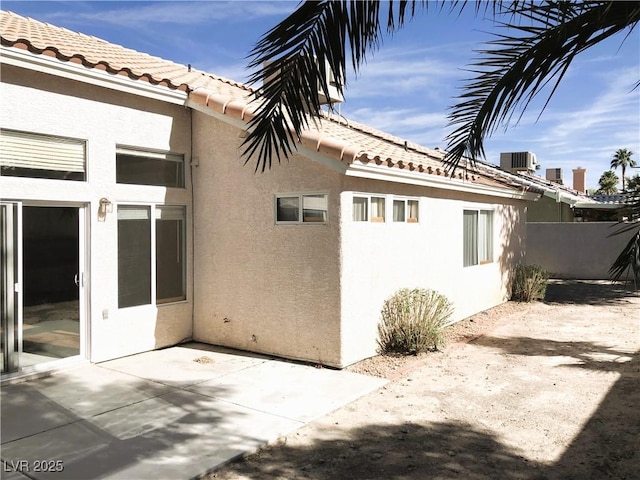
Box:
xmin=191 ymin=112 xmax=344 ymax=366
xmin=526 ymin=222 xmax=636 ymax=279
xmin=339 ymin=178 xmax=527 ymax=365
xmin=191 ymin=109 xmax=527 ymax=367
xmin=528 ymin=195 xmax=574 ymax=222
xmin=0 ymin=65 xmax=193 ymax=362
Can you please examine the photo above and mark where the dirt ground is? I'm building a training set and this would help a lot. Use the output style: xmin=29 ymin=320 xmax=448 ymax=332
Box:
xmin=207 ymin=280 xmax=639 ymax=480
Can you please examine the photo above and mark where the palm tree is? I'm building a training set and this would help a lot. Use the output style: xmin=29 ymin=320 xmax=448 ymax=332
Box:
xmin=627 ymin=174 xmax=640 ymax=193
xmin=596 ymin=170 xmax=619 ymax=195
xmin=243 ymin=1 xmax=640 ymax=172
xmin=244 ymin=1 xmax=640 ymax=288
xmin=610 ymin=148 xmax=637 ymax=191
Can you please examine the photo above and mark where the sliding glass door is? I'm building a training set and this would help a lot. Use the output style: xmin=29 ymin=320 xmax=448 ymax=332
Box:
xmin=1 ymin=202 xmax=86 ymax=376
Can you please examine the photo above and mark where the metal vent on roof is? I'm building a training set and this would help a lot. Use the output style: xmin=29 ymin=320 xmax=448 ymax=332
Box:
xmin=499 ymin=151 xmax=537 ymax=173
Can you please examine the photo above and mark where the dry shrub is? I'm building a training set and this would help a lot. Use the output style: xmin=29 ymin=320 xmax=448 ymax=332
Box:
xmin=510 ymin=264 xmax=549 ymax=302
xmin=377 ymin=288 xmax=453 ymax=355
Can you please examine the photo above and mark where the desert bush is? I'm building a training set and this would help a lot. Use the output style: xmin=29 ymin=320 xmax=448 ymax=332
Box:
xmin=377 ymin=288 xmax=453 ymax=355
xmin=510 ymin=264 xmax=549 ymax=302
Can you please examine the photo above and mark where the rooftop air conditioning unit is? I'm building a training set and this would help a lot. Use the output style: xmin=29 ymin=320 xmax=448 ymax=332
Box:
xmin=545 ymin=168 xmax=563 ymax=184
xmin=499 ymin=151 xmax=537 ymax=174
xmin=263 ymin=57 xmax=344 ymax=106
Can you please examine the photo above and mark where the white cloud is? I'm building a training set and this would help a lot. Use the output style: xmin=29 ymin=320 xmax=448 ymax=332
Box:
xmin=45 ymin=1 xmax=295 ymax=27
xmin=344 ymin=46 xmax=465 ymax=100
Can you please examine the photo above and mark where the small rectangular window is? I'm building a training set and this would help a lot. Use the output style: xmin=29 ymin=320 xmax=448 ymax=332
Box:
xmin=276 ymin=194 xmax=328 ymax=224
xmin=353 ymin=195 xmax=385 ymax=222
xmin=371 ymin=197 xmax=386 ymax=222
xmin=392 ymin=198 xmax=419 ymax=223
xmin=0 ymin=129 xmax=86 ymax=181
xmin=116 ymin=147 xmax=184 ymax=187
xmin=408 ymin=200 xmax=419 ymax=223
xmin=302 ymin=194 xmax=328 ymax=222
xmin=463 ymin=209 xmax=493 ymax=267
xmin=353 ymin=197 xmax=368 ymax=222
xmin=393 ymin=200 xmax=405 ymax=222
xmin=276 ymin=197 xmax=300 ymax=222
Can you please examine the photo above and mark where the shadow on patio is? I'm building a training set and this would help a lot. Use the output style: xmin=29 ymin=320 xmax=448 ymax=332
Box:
xmin=544 ymin=279 xmax=637 ymax=306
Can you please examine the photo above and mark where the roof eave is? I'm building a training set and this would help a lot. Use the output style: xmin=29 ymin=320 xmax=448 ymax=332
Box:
xmin=0 ymin=45 xmax=188 ymax=105
xmin=346 ymin=162 xmax=538 ymax=200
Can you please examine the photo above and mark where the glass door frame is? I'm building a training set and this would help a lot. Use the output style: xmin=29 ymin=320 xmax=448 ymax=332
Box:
xmin=1 ymin=200 xmax=90 ymax=380
xmin=1 ymin=201 xmax=23 ymax=374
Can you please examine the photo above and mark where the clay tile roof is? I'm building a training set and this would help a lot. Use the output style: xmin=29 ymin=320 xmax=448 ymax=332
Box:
xmin=0 ymin=10 xmax=534 ymax=195
xmin=0 ymin=10 xmax=252 ymax=98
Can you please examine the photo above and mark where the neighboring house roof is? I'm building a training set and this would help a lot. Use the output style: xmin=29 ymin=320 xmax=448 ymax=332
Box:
xmin=576 ymin=193 xmax=633 ymax=210
xmin=0 ymin=10 xmax=537 ymax=198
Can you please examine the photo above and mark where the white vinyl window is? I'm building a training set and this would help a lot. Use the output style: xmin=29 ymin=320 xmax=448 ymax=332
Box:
xmin=0 ymin=129 xmax=86 ymax=181
xmin=116 ymin=146 xmax=185 ymax=188
xmin=118 ymin=205 xmax=186 ymax=308
xmin=393 ymin=198 xmax=419 ymax=223
xmin=276 ymin=194 xmax=328 ymax=224
xmin=353 ymin=195 xmax=386 ymax=222
xmin=463 ymin=209 xmax=493 ymax=267
xmin=156 ymin=206 xmax=186 ymax=304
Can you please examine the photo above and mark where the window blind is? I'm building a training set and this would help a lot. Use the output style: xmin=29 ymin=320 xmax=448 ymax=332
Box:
xmin=116 ymin=146 xmax=183 ymax=163
xmin=0 ymin=129 xmax=85 ymax=173
xmin=117 ymin=205 xmax=151 ymax=220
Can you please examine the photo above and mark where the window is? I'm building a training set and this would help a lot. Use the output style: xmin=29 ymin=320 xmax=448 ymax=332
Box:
xmin=276 ymin=194 xmax=328 ymax=224
xmin=463 ymin=209 xmax=493 ymax=267
xmin=118 ymin=205 xmax=186 ymax=308
xmin=393 ymin=198 xmax=419 ymax=223
xmin=118 ymin=206 xmax=151 ymax=308
xmin=0 ymin=129 xmax=86 ymax=181
xmin=353 ymin=196 xmax=386 ymax=222
xmin=156 ymin=206 xmax=186 ymax=304
xmin=116 ymin=147 xmax=184 ymax=187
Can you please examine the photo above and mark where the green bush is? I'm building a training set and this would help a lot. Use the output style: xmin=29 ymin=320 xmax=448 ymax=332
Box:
xmin=510 ymin=264 xmax=549 ymax=302
xmin=377 ymin=288 xmax=453 ymax=355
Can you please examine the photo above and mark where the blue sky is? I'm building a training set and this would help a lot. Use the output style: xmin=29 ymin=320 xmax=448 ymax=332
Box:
xmin=5 ymin=1 xmax=639 ymax=190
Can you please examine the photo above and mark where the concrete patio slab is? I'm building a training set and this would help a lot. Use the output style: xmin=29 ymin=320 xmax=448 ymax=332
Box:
xmin=1 ymin=343 xmax=386 ymax=479
xmin=187 ymin=359 xmax=388 ymax=422
xmin=99 ymin=343 xmax=270 ymax=387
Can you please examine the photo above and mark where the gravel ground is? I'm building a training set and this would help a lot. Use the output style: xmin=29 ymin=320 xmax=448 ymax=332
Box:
xmin=208 ymin=280 xmax=639 ymax=480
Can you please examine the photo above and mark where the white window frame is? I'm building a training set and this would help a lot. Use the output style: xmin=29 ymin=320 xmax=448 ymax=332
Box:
xmin=117 ymin=203 xmax=187 ymax=309
xmin=116 ymin=146 xmax=186 ymax=188
xmin=463 ymin=207 xmax=494 ymax=267
xmin=352 ymin=194 xmax=387 ymax=223
xmin=275 ymin=193 xmax=329 ymax=225
xmin=392 ymin=197 xmax=420 ymax=223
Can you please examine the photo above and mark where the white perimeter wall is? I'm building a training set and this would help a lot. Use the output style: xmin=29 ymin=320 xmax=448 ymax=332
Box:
xmin=0 ymin=65 xmax=193 ymax=362
xmin=340 ymin=178 xmax=527 ymax=366
xmin=526 ymin=222 xmax=636 ymax=279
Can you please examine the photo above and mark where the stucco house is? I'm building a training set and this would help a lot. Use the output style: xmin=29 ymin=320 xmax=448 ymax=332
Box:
xmin=0 ymin=11 xmax=539 ymax=379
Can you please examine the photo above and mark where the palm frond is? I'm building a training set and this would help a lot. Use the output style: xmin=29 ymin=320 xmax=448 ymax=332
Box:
xmin=444 ymin=1 xmax=640 ymax=172
xmin=243 ymin=0 xmax=436 ymax=172
xmin=244 ymin=1 xmax=373 ymax=172
xmin=609 ymin=227 xmax=640 ymax=288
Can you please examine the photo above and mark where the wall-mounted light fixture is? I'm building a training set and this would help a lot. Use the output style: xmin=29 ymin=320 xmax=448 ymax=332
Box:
xmin=98 ymin=197 xmax=112 ymax=222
